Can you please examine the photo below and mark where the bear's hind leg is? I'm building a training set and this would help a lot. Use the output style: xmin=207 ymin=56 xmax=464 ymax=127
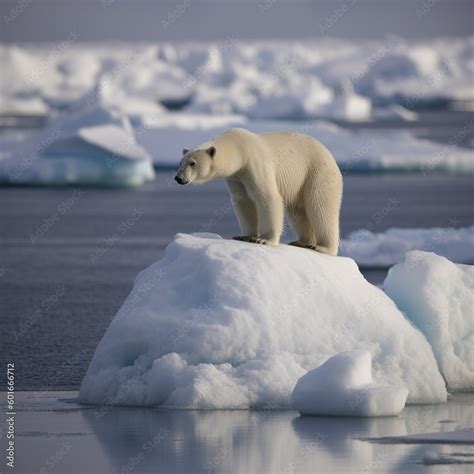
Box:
xmin=287 ymin=209 xmax=316 ymax=249
xmin=305 ymin=200 xmax=340 ymax=256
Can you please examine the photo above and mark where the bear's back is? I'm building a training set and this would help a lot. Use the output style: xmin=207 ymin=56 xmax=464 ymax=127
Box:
xmin=258 ymin=131 xmax=335 ymax=169
xmin=218 ymin=128 xmax=337 ymax=175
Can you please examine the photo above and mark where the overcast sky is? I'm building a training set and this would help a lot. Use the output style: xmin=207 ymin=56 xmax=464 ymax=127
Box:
xmin=1 ymin=0 xmax=473 ymax=42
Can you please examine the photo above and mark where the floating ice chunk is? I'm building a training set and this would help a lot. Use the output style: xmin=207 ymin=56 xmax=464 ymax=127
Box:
xmin=291 ymin=351 xmax=408 ymax=417
xmin=189 ymin=74 xmax=371 ymax=122
xmin=0 ymin=97 xmax=49 ymax=116
xmin=373 ymin=105 xmax=418 ymax=121
xmin=101 ymin=91 xmax=167 ymax=122
xmin=101 ymin=46 xmax=192 ymax=108
xmin=317 ymin=93 xmax=372 ymax=122
xmin=0 ymin=44 xmax=101 ymax=109
xmin=142 ymin=113 xmax=247 ymax=130
xmin=0 ymin=105 xmax=154 ymax=187
xmin=340 ymin=226 xmax=474 ymax=267
xmin=43 ymin=54 xmax=101 ymax=108
xmin=79 ymin=233 xmax=446 ymax=408
xmin=242 ymin=76 xmax=336 ymax=120
xmin=355 ymin=42 xmax=472 ymax=103
xmin=77 ymin=124 xmax=149 ymax=161
xmin=385 ymin=251 xmax=474 ymax=391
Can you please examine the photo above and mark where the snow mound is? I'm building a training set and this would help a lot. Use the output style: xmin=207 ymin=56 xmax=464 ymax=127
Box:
xmin=340 ymin=226 xmax=474 ymax=267
xmin=0 ymin=105 xmax=154 ymax=187
xmin=79 ymin=233 xmax=446 ymax=408
xmin=385 ymin=251 xmax=474 ymax=391
xmin=291 ymin=351 xmax=408 ymax=417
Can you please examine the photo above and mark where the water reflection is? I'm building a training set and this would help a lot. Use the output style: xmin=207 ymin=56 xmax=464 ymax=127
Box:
xmin=81 ymin=407 xmax=423 ymax=473
xmin=8 ymin=392 xmax=472 ymax=473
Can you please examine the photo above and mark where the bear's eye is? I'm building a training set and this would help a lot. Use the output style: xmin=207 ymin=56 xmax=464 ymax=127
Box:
xmin=189 ymin=161 xmax=196 ymax=167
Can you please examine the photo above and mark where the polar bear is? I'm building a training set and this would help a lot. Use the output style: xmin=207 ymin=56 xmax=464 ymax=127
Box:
xmin=175 ymin=128 xmax=343 ymax=255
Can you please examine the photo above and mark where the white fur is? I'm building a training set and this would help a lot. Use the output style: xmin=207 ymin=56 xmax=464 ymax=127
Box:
xmin=176 ymin=128 xmax=343 ymax=255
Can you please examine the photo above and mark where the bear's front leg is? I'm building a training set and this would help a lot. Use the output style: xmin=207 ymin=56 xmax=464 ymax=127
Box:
xmin=227 ymin=180 xmax=260 ymax=242
xmin=252 ymin=190 xmax=284 ymax=246
xmin=233 ymin=236 xmax=269 ymax=245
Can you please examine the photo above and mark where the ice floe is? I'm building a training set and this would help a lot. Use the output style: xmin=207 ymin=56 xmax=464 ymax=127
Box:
xmin=1 ymin=37 xmax=473 ymax=121
xmin=385 ymin=251 xmax=474 ymax=391
xmin=79 ymin=233 xmax=447 ymax=409
xmin=0 ymin=105 xmax=155 ymax=186
xmin=340 ymin=226 xmax=474 ymax=267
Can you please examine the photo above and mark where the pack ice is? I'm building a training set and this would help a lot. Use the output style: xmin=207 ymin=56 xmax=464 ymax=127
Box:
xmin=2 ymin=37 xmax=473 ymax=121
xmin=79 ymin=233 xmax=447 ymax=409
xmin=140 ymin=118 xmax=474 ymax=174
xmin=385 ymin=251 xmax=474 ymax=391
xmin=340 ymin=226 xmax=474 ymax=267
xmin=291 ymin=351 xmax=408 ymax=416
xmin=0 ymin=105 xmax=155 ymax=187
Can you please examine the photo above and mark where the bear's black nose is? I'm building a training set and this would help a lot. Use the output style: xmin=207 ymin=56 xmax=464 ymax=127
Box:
xmin=175 ymin=175 xmax=182 ymax=184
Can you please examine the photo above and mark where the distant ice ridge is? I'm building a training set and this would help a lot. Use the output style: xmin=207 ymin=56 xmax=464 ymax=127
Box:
xmin=291 ymin=351 xmax=408 ymax=416
xmin=138 ymin=118 xmax=474 ymax=174
xmin=0 ymin=105 xmax=155 ymax=186
xmin=79 ymin=233 xmax=447 ymax=409
xmin=340 ymin=226 xmax=474 ymax=266
xmin=385 ymin=251 xmax=474 ymax=391
xmin=1 ymin=37 xmax=473 ymax=121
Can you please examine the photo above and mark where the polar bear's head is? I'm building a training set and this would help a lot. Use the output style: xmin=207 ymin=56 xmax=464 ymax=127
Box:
xmin=175 ymin=146 xmax=217 ymax=185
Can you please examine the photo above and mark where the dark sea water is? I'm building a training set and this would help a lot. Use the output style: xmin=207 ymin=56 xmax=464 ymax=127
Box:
xmin=1 ymin=113 xmax=474 ymax=474
xmin=0 ymin=170 xmax=473 ymax=390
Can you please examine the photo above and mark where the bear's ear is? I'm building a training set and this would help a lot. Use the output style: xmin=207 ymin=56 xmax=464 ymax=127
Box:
xmin=207 ymin=146 xmax=216 ymax=158
xmin=182 ymin=148 xmax=190 ymax=155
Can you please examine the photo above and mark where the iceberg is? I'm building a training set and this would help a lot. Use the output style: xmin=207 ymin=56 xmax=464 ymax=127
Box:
xmin=0 ymin=96 xmax=49 ymax=117
xmin=291 ymin=351 xmax=408 ymax=417
xmin=0 ymin=105 xmax=155 ymax=187
xmin=316 ymin=91 xmax=372 ymax=122
xmin=384 ymin=251 xmax=474 ymax=391
xmin=79 ymin=233 xmax=447 ymax=409
xmin=0 ymin=42 xmax=100 ymax=110
xmin=340 ymin=226 xmax=474 ymax=267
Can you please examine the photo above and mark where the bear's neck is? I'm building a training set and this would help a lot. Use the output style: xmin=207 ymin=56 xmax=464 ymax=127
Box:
xmin=214 ymin=158 xmax=243 ymax=179
xmin=212 ymin=140 xmax=246 ymax=180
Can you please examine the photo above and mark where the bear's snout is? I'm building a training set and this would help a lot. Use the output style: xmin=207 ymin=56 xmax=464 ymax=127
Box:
xmin=175 ymin=175 xmax=188 ymax=185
